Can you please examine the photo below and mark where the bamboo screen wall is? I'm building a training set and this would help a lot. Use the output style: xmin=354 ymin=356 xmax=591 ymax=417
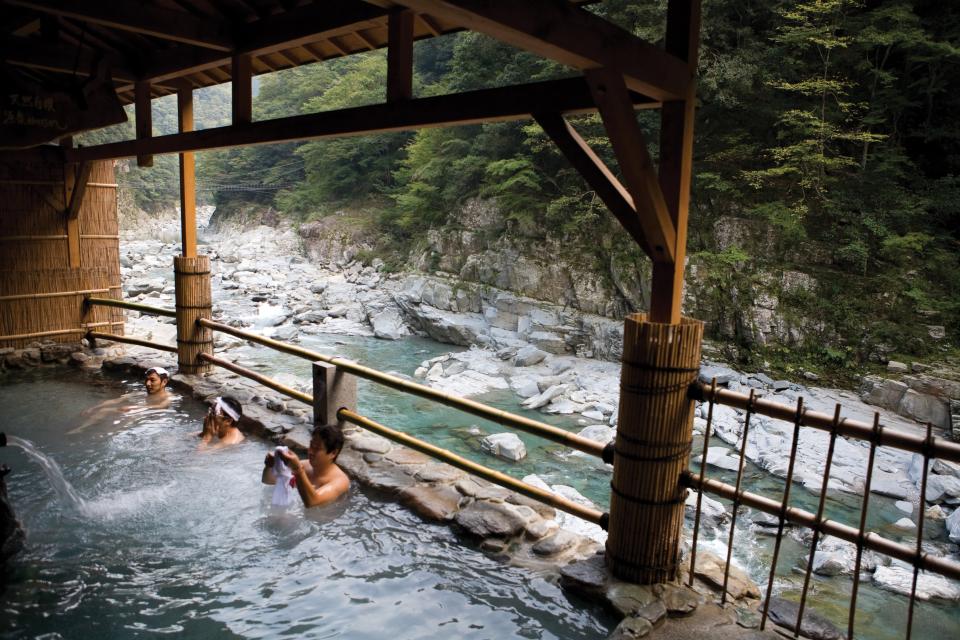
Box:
xmin=0 ymin=156 xmax=124 ymax=349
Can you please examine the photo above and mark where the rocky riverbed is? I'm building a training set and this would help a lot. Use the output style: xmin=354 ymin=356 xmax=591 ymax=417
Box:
xmin=109 ymin=213 xmax=960 ymax=608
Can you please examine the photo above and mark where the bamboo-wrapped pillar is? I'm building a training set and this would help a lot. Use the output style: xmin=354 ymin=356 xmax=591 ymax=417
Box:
xmin=606 ymin=312 xmax=703 ymax=583
xmin=174 ymin=255 xmax=212 ymax=374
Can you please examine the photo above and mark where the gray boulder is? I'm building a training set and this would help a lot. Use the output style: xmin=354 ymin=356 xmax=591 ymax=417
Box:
xmin=514 ymin=345 xmax=548 ymax=367
xmin=766 ymin=597 xmax=843 ymax=640
xmin=368 ymin=306 xmax=409 ymax=340
xmin=946 ymin=508 xmax=960 ymax=543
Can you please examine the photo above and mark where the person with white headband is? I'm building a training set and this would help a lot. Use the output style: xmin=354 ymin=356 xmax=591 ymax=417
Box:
xmin=70 ymin=365 xmax=173 ymax=433
xmin=198 ymin=396 xmax=245 ymax=448
xmin=143 ymin=367 xmax=171 ymax=408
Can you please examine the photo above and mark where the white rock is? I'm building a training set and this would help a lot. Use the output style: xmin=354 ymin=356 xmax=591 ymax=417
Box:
xmin=706 ymin=447 xmax=742 ymax=472
xmin=545 ymin=398 xmax=579 ymax=415
xmin=510 ymin=375 xmax=541 ymax=398
xmin=481 ymin=433 xmax=527 ymax=461
xmin=414 ymin=366 xmax=427 ymax=378
xmin=893 ymin=518 xmax=915 ymax=529
xmin=684 ymin=491 xmax=728 ymax=528
xmin=895 ymin=500 xmax=914 ymax=514
xmin=576 ymin=424 xmax=615 ymax=445
xmin=522 ymin=475 xmax=606 ymax=544
xmin=513 ymin=345 xmax=548 ymax=367
xmin=427 ymin=362 xmax=444 ymax=381
xmin=873 ymin=564 xmax=960 ymax=600
xmin=522 ymin=384 xmax=567 ymax=410
xmin=581 ymin=409 xmax=605 ymax=422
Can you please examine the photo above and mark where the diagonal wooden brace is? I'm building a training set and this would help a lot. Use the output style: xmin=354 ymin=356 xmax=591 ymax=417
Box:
xmin=533 ymin=112 xmax=656 ymax=260
xmin=64 ymin=160 xmax=91 ymax=268
xmin=586 ymin=68 xmax=676 ymax=265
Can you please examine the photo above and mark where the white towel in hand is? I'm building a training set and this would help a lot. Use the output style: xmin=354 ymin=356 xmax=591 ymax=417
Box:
xmin=272 ymin=446 xmax=296 ymax=507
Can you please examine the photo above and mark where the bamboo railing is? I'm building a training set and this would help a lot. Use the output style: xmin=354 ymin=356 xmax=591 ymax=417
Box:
xmin=689 ymin=381 xmax=960 ymax=463
xmin=87 ymin=331 xmax=177 ymax=353
xmin=85 ymin=296 xmax=177 ymax=318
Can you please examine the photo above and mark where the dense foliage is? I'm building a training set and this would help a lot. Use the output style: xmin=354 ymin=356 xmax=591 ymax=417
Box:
xmin=101 ymin=0 xmax=960 ymax=366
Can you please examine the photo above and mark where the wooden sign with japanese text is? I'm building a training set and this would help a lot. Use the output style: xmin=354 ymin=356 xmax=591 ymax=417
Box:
xmin=0 ymin=65 xmax=127 ymax=149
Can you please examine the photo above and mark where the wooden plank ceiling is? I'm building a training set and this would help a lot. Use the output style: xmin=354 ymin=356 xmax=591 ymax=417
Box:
xmin=1 ymin=0 xmax=479 ymax=104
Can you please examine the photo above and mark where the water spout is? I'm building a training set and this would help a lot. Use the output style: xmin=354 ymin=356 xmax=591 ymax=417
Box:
xmin=4 ymin=435 xmax=89 ymax=515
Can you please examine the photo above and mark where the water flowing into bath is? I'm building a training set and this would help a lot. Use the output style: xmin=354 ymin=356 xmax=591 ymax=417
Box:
xmin=5 ymin=435 xmax=89 ymax=516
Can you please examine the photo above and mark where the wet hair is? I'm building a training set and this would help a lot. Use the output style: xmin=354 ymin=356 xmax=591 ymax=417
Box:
xmin=310 ymin=424 xmax=344 ymax=459
xmin=221 ymin=396 xmax=243 ymax=422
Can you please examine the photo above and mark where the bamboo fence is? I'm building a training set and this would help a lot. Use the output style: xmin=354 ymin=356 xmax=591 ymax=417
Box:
xmin=0 ymin=158 xmax=123 ymax=348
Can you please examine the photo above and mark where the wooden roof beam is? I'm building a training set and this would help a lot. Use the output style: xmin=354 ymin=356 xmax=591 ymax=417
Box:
xmin=5 ymin=0 xmax=234 ymax=51
xmin=0 ymin=37 xmax=137 ymax=83
xmin=135 ymin=1 xmax=388 ymax=85
xmin=65 ymin=77 xmax=657 ymax=162
xmin=392 ymin=0 xmax=690 ymax=101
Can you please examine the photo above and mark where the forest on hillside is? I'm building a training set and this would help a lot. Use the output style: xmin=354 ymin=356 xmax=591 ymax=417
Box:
xmin=84 ymin=0 xmax=960 ymax=371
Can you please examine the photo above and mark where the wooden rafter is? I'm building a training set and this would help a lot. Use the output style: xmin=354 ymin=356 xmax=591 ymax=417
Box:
xmin=392 ymin=0 xmax=689 ymax=101
xmin=353 ymin=28 xmax=379 ymax=51
xmin=65 ymin=77 xmax=656 ymax=162
xmin=5 ymin=0 xmax=234 ymax=51
xmin=326 ymin=35 xmax=350 ymax=56
xmin=123 ymin=1 xmax=387 ymax=86
xmin=300 ymin=42 xmax=323 ymax=61
xmin=586 ymin=67 xmax=676 ymax=264
xmin=418 ymin=13 xmax=442 ymax=37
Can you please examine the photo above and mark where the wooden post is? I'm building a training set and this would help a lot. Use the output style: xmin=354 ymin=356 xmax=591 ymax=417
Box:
xmin=387 ymin=8 xmax=414 ymax=102
xmin=177 ymin=85 xmax=197 ymax=258
xmin=135 ymin=80 xmax=153 ymax=167
xmin=606 ymin=312 xmax=703 ymax=583
xmin=650 ymin=0 xmax=701 ymax=325
xmin=174 ymin=255 xmax=212 ymax=374
xmin=232 ymin=53 xmax=252 ymax=125
xmin=312 ymin=361 xmax=357 ymax=429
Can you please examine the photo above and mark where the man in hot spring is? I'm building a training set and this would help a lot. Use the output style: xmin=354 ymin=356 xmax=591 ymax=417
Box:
xmin=70 ymin=366 xmax=172 ymax=433
xmin=198 ymin=396 xmax=246 ymax=448
xmin=143 ymin=367 xmax=172 ymax=407
xmin=261 ymin=424 xmax=350 ymax=507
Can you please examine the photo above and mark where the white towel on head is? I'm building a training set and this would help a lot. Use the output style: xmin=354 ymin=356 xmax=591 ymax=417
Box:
xmin=271 ymin=446 xmax=296 ymax=507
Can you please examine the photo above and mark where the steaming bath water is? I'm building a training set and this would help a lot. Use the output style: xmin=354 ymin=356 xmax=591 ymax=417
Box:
xmin=0 ymin=370 xmax=615 ymax=638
